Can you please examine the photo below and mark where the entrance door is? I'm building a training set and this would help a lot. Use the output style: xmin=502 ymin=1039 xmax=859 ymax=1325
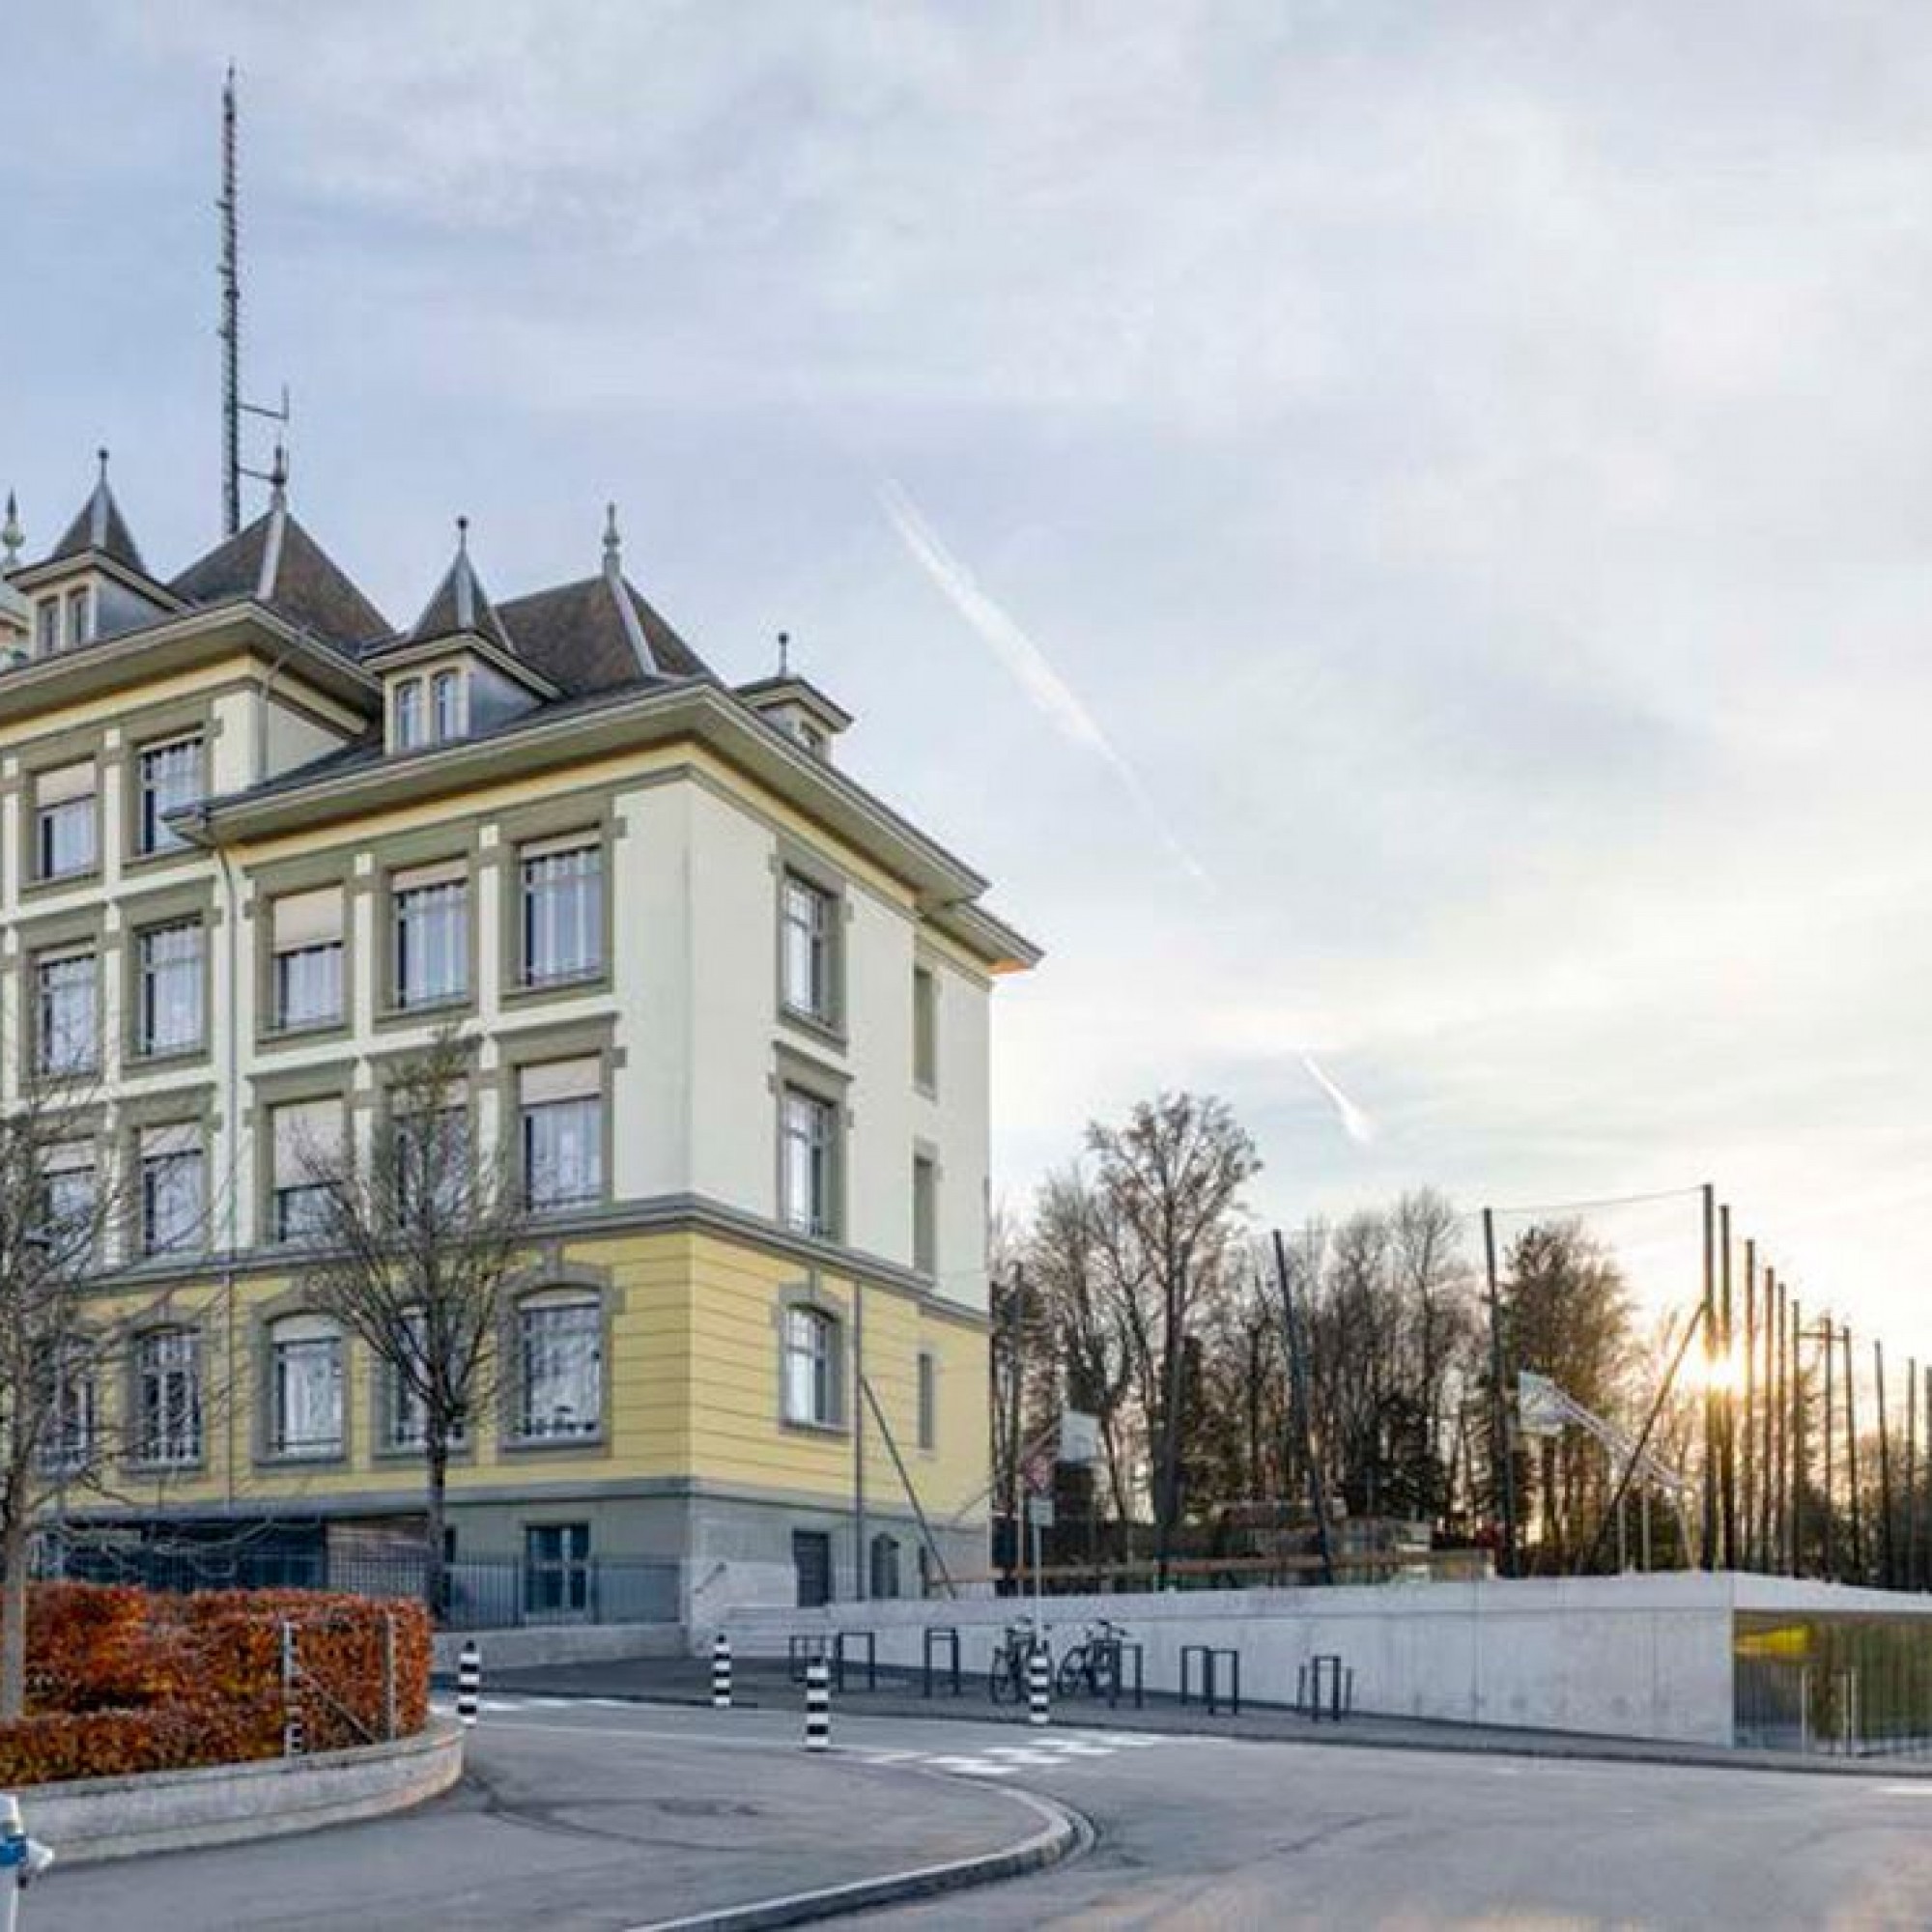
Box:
xmin=793 ymin=1529 xmax=832 ymax=1607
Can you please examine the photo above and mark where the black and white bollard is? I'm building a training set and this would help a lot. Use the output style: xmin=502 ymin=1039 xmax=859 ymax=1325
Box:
xmin=1027 ymin=1642 xmax=1050 ymax=1728
xmin=711 ymin=1633 xmax=733 ymax=1710
xmin=804 ymin=1657 xmax=831 ymax=1751
xmin=0 ymin=1792 xmax=55 ymax=1932
xmin=456 ymin=1639 xmax=482 ymax=1728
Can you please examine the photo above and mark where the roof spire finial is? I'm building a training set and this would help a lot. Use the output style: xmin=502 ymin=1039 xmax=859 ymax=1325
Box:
xmin=456 ymin=514 xmax=469 ymax=555
xmin=269 ymin=441 xmax=289 ymax=507
xmin=603 ymin=501 xmax=622 ymax=577
xmin=1 ymin=493 xmax=21 ymax=571
xmin=97 ymin=447 xmax=110 ymax=485
xmin=777 ymin=630 xmax=791 ymax=677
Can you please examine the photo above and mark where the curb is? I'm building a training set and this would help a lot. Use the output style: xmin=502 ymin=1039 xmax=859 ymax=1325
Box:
xmin=627 ymin=1784 xmax=1086 ymax=1931
xmin=472 ymin=1678 xmax=1932 ymax=1782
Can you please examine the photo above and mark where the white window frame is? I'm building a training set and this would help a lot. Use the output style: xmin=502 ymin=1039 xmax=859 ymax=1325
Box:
xmin=780 ymin=1084 xmax=838 ymax=1238
xmin=781 ymin=1303 xmax=841 ymax=1429
xmin=780 ymin=872 xmax=837 ymax=1025
xmin=35 ymin=949 xmax=97 ymax=1077
xmin=136 ymin=735 xmax=203 ymax=855
xmin=520 ymin=840 xmax=604 ymax=987
xmin=135 ymin=1328 xmax=202 ymax=1465
xmin=136 ymin=920 xmax=204 ymax=1059
xmin=269 ymin=1313 xmax=344 ymax=1459
xmin=515 ymin=1293 xmax=603 ymax=1442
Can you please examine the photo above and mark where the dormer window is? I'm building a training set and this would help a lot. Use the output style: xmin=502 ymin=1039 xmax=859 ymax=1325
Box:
xmin=793 ymin=717 xmax=828 ymax=760
xmin=431 ymin=668 xmax=466 ymax=741
xmin=35 ymin=601 xmax=57 ymax=656
xmin=64 ymin=586 xmax=91 ymax=649
xmin=394 ymin=679 xmax=425 ymax=751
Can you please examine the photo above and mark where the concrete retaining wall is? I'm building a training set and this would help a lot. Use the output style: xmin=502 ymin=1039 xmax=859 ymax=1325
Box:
xmin=431 ymin=1621 xmax=684 ymax=1673
xmin=21 ymin=1719 xmax=464 ymax=1865
xmin=721 ymin=1575 xmax=1756 ymax=1745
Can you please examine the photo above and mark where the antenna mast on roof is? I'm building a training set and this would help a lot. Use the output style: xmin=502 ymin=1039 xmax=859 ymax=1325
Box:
xmin=217 ymin=65 xmax=291 ymax=538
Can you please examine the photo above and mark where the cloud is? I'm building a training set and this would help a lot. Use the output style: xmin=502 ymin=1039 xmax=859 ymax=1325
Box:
xmin=879 ymin=478 xmax=1212 ymax=889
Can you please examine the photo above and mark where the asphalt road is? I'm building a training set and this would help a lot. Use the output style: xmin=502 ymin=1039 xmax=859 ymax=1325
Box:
xmin=29 ymin=1696 xmax=1932 ymax=1929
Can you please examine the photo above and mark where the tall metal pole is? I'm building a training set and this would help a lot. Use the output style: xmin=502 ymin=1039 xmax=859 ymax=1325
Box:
xmin=1906 ymin=1359 xmax=1919 ymax=1594
xmin=1731 ymin=1206 xmax=1747 ymax=1569
xmin=1876 ymin=1340 xmax=1895 ymax=1591
xmin=218 ymin=65 xmax=242 ymax=538
xmin=1822 ymin=1320 xmax=1836 ymax=1579
xmin=1789 ymin=1296 xmax=1804 ymax=1578
xmin=1482 ymin=1208 xmax=1517 ymax=1579
xmin=1843 ymin=1324 xmax=1863 ymax=1583
xmin=1742 ymin=1236 xmax=1757 ymax=1570
xmin=1008 ymin=1264 xmax=1026 ymax=1593
xmin=1700 ymin=1186 xmax=1718 ymax=1570
xmin=1272 ymin=1230 xmax=1332 ymax=1585
xmin=1762 ymin=1262 xmax=1777 ymax=1570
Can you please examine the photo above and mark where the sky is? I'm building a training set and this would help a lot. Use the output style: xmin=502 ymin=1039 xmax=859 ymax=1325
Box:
xmin=9 ymin=2 xmax=1932 ymax=1350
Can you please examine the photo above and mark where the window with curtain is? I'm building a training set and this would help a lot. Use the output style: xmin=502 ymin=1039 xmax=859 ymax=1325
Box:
xmin=393 ymin=867 xmax=468 ymax=1007
xmin=780 ymin=873 xmax=836 ymax=1022
xmin=780 ymin=1086 xmax=836 ymax=1237
xmin=35 ymin=950 xmax=97 ymax=1076
xmin=42 ymin=1365 xmax=95 ymax=1473
xmin=64 ymin=585 xmax=91 ymax=647
xmin=782 ymin=1304 xmax=839 ymax=1427
xmin=272 ymin=1097 xmax=343 ymax=1243
xmin=137 ymin=736 xmax=203 ymax=854
xmin=139 ymin=1124 xmax=204 ymax=1256
xmin=137 ymin=921 xmax=203 ymax=1057
xmin=394 ymin=679 xmax=424 ymax=750
xmin=393 ymin=1104 xmax=469 ymax=1220
xmin=35 ymin=762 xmax=96 ymax=879
xmin=518 ymin=1295 xmax=602 ymax=1439
xmin=40 ymin=1141 xmax=96 ymax=1267
xmin=136 ymin=1328 xmax=201 ymax=1463
xmin=385 ymin=1309 xmax=467 ymax=1451
xmin=271 ymin=887 xmax=344 ymax=1030
xmin=521 ymin=841 xmax=603 ymax=985
xmin=519 ymin=1059 xmax=603 ymax=1209
xmin=270 ymin=1314 xmax=344 ymax=1457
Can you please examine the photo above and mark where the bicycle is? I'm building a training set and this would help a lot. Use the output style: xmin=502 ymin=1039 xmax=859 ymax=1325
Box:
xmin=987 ymin=1620 xmax=1051 ymax=1702
xmin=1055 ymin=1617 xmax=1130 ymax=1700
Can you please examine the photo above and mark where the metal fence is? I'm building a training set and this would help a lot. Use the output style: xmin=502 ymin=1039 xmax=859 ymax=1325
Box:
xmin=1736 ymin=1615 xmax=1932 ymax=1757
xmin=49 ymin=1544 xmax=680 ymax=1632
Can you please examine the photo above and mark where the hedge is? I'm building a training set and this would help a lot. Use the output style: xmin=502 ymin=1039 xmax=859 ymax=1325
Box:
xmin=0 ymin=1583 xmax=431 ymax=1786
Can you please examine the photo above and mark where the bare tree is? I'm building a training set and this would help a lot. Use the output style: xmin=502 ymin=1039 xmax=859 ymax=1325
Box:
xmin=297 ymin=1034 xmax=529 ymax=1620
xmin=1086 ymin=1094 xmax=1261 ymax=1583
xmin=0 ymin=1069 xmax=159 ymax=1719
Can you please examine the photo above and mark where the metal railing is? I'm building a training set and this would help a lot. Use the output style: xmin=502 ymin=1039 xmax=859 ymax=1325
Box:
xmin=48 ymin=1543 xmax=679 ymax=1631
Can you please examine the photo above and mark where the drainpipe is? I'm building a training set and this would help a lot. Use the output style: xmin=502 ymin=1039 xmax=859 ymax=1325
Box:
xmin=853 ymin=1281 xmax=867 ymax=1601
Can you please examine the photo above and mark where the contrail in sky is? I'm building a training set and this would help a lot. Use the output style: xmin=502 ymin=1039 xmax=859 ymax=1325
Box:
xmin=1300 ymin=1052 xmax=1377 ymax=1146
xmin=879 ymin=478 xmax=1211 ymax=890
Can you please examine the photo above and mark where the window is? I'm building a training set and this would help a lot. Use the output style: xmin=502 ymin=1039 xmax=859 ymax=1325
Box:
xmin=34 ymin=761 xmax=96 ymax=879
xmin=40 ymin=1141 xmax=96 ymax=1266
xmin=525 ymin=1522 xmax=591 ymax=1618
xmin=913 ymin=965 xmax=938 ymax=1093
xmin=780 ymin=872 xmax=836 ymax=1024
xmin=394 ymin=679 xmax=424 ymax=750
xmin=869 ymin=1534 xmax=901 ymax=1600
xmin=271 ymin=1097 xmax=344 ymax=1244
xmin=384 ymin=1311 xmax=466 ymax=1452
xmin=517 ymin=1293 xmax=602 ymax=1440
xmin=913 ymin=1151 xmax=938 ymax=1276
xmin=520 ymin=840 xmax=603 ymax=986
xmin=393 ymin=1104 xmax=469 ymax=1220
xmin=139 ymin=1123 xmax=204 ymax=1256
xmin=35 ymin=601 xmax=56 ymax=656
xmin=393 ymin=864 xmax=468 ymax=1008
xmin=271 ymin=887 xmax=345 ymax=1031
xmin=269 ymin=1314 xmax=344 ymax=1458
xmin=136 ymin=736 xmax=202 ymax=855
xmin=135 ymin=1329 xmax=202 ymax=1464
xmin=431 ymin=668 xmax=465 ymax=743
xmin=519 ymin=1059 xmax=603 ymax=1209
xmin=780 ymin=1086 xmax=837 ymax=1237
xmin=782 ymin=1304 xmax=840 ymax=1427
xmin=35 ymin=950 xmax=97 ymax=1076
xmin=64 ymin=586 xmax=91 ymax=648
xmin=136 ymin=921 xmax=203 ymax=1058
xmin=917 ymin=1350 xmax=937 ymax=1452
xmin=43 ymin=1366 xmax=95 ymax=1473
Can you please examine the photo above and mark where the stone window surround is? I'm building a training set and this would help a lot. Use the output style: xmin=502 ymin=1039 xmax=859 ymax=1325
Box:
xmin=123 ymin=699 xmax=220 ymax=872
xmin=772 ymin=1043 xmax=851 ymax=1246
xmin=250 ymin=851 xmax=358 ymax=1051
xmin=375 ymin=829 xmax=482 ymax=1029
xmin=117 ymin=1082 xmax=218 ymax=1267
xmin=122 ymin=878 xmax=219 ymax=1073
xmin=912 ymin=1135 xmax=941 ymax=1281
xmin=493 ymin=793 xmax=624 ymax=1009
xmin=912 ymin=953 xmax=940 ymax=1098
xmin=122 ymin=1309 xmax=213 ymax=1477
xmin=15 ymin=900 xmax=111 ymax=1086
xmin=774 ymin=1277 xmax=849 ymax=1436
xmin=773 ymin=839 xmax=850 ymax=1050
xmin=245 ymin=1063 xmax=355 ymax=1258
xmin=249 ymin=1284 xmax=353 ymax=1470
xmin=497 ymin=1259 xmax=619 ymax=1459
xmin=494 ymin=1016 xmax=623 ymax=1215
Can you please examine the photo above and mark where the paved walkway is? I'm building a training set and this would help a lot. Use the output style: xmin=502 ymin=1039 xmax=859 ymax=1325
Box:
xmin=475 ymin=1652 xmax=1932 ymax=1778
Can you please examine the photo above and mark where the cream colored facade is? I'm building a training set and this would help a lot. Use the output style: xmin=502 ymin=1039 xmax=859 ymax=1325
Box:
xmin=0 ymin=468 xmax=1035 ymax=1615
